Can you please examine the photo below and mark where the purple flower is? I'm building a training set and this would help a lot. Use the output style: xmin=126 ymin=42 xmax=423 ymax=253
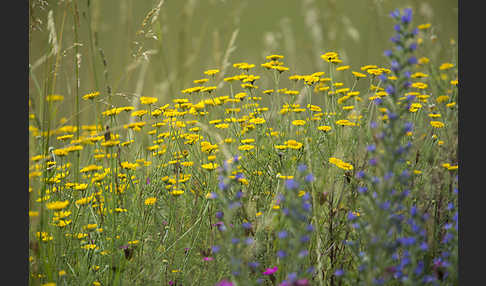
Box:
xmin=300 ymin=235 xmax=310 ymax=243
xmin=212 ymin=245 xmax=221 ymax=253
xmin=384 ymin=50 xmax=393 ymax=57
xmin=408 ymin=56 xmax=418 ymax=65
xmin=394 ymin=24 xmax=401 ymax=32
xmin=215 ymin=211 xmax=224 ymax=219
xmin=366 ymin=144 xmax=376 ymax=152
xmin=347 ymin=211 xmax=358 ymax=221
xmin=286 ymin=179 xmax=299 ymax=190
xmin=378 ymin=74 xmax=387 ymax=81
xmin=401 ymin=8 xmax=413 ymax=24
xmin=390 ymin=34 xmax=401 ymax=44
xmin=298 ymin=164 xmax=307 ymax=172
xmin=385 ymin=84 xmax=395 ymax=95
xmin=369 ymin=158 xmax=377 ymax=166
xmin=203 ymin=257 xmax=214 ymax=261
xmin=358 ymin=186 xmax=368 ymax=193
xmin=298 ymin=250 xmax=309 ymax=258
xmin=390 ymin=9 xmax=400 ymax=19
xmin=305 ymin=173 xmax=315 ymax=183
xmin=242 ymin=222 xmax=252 ymax=229
xmin=296 ymin=279 xmax=309 ymax=286
xmin=409 ymin=42 xmax=417 ymax=51
xmin=391 ymin=60 xmax=400 ymax=72
xmin=277 ymin=250 xmax=287 ymax=258
xmin=216 ymin=279 xmax=233 ymax=286
xmin=278 ymin=230 xmax=288 ymax=239
xmin=263 ymin=266 xmax=278 ymax=275
xmin=334 ymin=269 xmax=344 ymax=276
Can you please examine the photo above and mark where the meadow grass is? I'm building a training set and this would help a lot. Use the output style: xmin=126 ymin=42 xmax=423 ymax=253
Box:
xmin=29 ymin=2 xmax=457 ymax=286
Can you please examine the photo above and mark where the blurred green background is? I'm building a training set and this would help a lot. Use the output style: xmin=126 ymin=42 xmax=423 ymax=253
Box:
xmin=29 ymin=0 xmax=457 ymax=124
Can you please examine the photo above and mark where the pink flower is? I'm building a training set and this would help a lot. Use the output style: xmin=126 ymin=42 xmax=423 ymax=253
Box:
xmin=263 ymin=266 xmax=278 ymax=275
xmin=203 ymin=257 xmax=214 ymax=261
xmin=215 ymin=279 xmax=233 ymax=286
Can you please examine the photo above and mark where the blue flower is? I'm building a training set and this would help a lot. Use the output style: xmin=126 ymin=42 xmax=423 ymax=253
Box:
xmin=212 ymin=245 xmax=221 ymax=253
xmin=391 ymin=60 xmax=400 ymax=71
xmin=409 ymin=42 xmax=417 ymax=51
xmin=366 ymin=144 xmax=376 ymax=152
xmin=358 ymin=186 xmax=368 ymax=193
xmin=401 ymin=8 xmax=413 ymax=24
xmin=286 ymin=179 xmax=299 ymax=190
xmin=305 ymin=173 xmax=315 ymax=183
xmin=278 ymin=230 xmax=288 ymax=239
xmin=408 ymin=56 xmax=417 ymax=65
xmin=385 ymin=85 xmax=395 ymax=95
xmin=384 ymin=50 xmax=393 ymax=57
xmin=390 ymin=8 xmax=400 ymax=19
xmin=334 ymin=269 xmax=344 ymax=277
xmin=297 ymin=164 xmax=307 ymax=172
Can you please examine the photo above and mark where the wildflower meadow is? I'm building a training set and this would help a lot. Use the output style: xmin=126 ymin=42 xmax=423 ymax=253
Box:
xmin=29 ymin=1 xmax=458 ymax=285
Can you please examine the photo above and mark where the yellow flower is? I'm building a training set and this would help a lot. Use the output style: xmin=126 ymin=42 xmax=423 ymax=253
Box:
xmin=82 ymin=91 xmax=100 ymax=100
xmin=292 ymin=120 xmax=306 ymax=126
xmin=321 ymin=52 xmax=339 ymax=62
xmin=418 ymin=23 xmax=431 ymax=30
xmin=411 ymin=82 xmax=428 ymax=89
xmin=144 ymin=197 xmax=157 ymax=206
xmin=418 ymin=57 xmax=430 ymax=65
xmin=336 ymin=65 xmax=350 ymax=71
xmin=352 ymin=71 xmax=367 ymax=78
xmin=266 ymin=54 xmax=284 ymax=61
xmin=335 ymin=119 xmax=356 ymax=126
xmin=439 ymin=62 xmax=454 ymax=71
xmin=430 ymin=121 xmax=445 ymax=128
xmin=193 ymin=78 xmax=209 ymax=84
xmin=46 ymin=200 xmax=69 ymax=211
xmin=329 ymin=157 xmax=353 ymax=170
xmin=201 ymin=162 xmax=219 ymax=170
xmin=140 ymin=96 xmax=158 ymax=105
xmin=131 ymin=110 xmax=148 ymax=118
xmin=317 ymin=125 xmax=332 ymax=132
xmin=436 ymin=95 xmax=450 ymax=103
xmin=204 ymin=69 xmax=220 ymax=76
xmin=284 ymin=139 xmax=303 ymax=150
xmin=238 ymin=144 xmax=255 ymax=151
xmin=46 ymin=94 xmax=64 ymax=102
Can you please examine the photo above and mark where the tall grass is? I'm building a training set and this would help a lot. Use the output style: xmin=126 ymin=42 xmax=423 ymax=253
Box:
xmin=29 ymin=1 xmax=457 ymax=285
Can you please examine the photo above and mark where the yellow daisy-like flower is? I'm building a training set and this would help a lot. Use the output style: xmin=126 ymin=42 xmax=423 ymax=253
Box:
xmin=321 ymin=52 xmax=339 ymax=62
xmin=418 ymin=23 xmax=431 ymax=30
xmin=439 ymin=62 xmax=454 ymax=71
xmin=292 ymin=120 xmax=306 ymax=126
xmin=140 ymin=96 xmax=158 ymax=105
xmin=329 ymin=157 xmax=353 ymax=170
xmin=317 ymin=125 xmax=332 ymax=132
xmin=204 ymin=69 xmax=220 ymax=76
xmin=352 ymin=71 xmax=367 ymax=79
xmin=266 ymin=54 xmax=284 ymax=61
xmin=201 ymin=162 xmax=219 ymax=170
xmin=46 ymin=200 xmax=69 ymax=211
xmin=144 ymin=197 xmax=157 ymax=206
xmin=284 ymin=139 xmax=303 ymax=150
xmin=335 ymin=119 xmax=356 ymax=126
xmin=82 ymin=91 xmax=100 ymax=100
xmin=430 ymin=121 xmax=445 ymax=128
xmin=238 ymin=144 xmax=255 ymax=151
xmin=131 ymin=110 xmax=148 ymax=118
